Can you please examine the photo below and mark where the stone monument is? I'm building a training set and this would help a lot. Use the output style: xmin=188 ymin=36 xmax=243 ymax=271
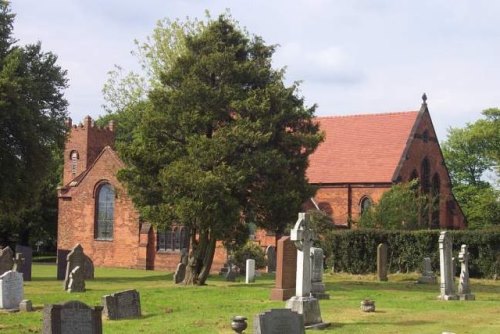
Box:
xmin=245 ymin=259 xmax=256 ymax=284
xmin=270 ymin=236 xmax=297 ymax=301
xmin=67 ymin=266 xmax=85 ymax=293
xmin=266 ymin=245 xmax=276 ymax=273
xmin=64 ymin=244 xmax=85 ymax=291
xmin=377 ymin=243 xmax=388 ymax=281
xmin=84 ymin=255 xmax=94 ymax=280
xmin=458 ymin=244 xmax=475 ymax=300
xmin=285 ymin=213 xmax=329 ymax=329
xmin=438 ymin=231 xmax=458 ymax=300
xmin=0 ymin=270 xmax=24 ymax=310
xmin=102 ymin=289 xmax=141 ymax=320
xmin=0 ymin=246 xmax=14 ymax=275
xmin=12 ymin=253 xmax=25 ymax=274
xmin=15 ymin=245 xmax=32 ymax=281
xmin=417 ymin=257 xmax=436 ymax=284
xmin=254 ymin=308 xmax=305 ymax=334
xmin=43 ymin=300 xmax=103 ymax=334
xmin=173 ymin=249 xmax=188 ymax=284
xmin=57 ymin=249 xmax=71 ymax=280
xmin=310 ymin=247 xmax=329 ymax=299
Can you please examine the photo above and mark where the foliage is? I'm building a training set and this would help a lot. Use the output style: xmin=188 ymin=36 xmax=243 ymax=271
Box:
xmin=358 ymin=180 xmax=430 ymax=230
xmin=321 ymin=229 xmax=500 ymax=278
xmin=0 ymin=1 xmax=68 ymax=246
xmin=116 ymin=15 xmax=322 ymax=284
xmin=232 ymin=241 xmax=266 ymax=272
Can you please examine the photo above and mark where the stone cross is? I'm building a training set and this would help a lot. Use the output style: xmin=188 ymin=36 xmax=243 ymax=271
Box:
xmin=438 ymin=231 xmax=458 ymax=300
xmin=458 ymin=244 xmax=475 ymax=300
xmin=290 ymin=212 xmax=315 ymax=297
xmin=12 ymin=253 xmax=25 ymax=273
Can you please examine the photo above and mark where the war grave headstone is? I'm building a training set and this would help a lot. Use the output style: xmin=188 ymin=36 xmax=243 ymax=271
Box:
xmin=67 ymin=266 xmax=85 ymax=293
xmin=0 ymin=246 xmax=14 ymax=275
xmin=285 ymin=212 xmax=330 ymax=329
xmin=438 ymin=231 xmax=458 ymax=300
xmin=15 ymin=245 xmax=32 ymax=281
xmin=102 ymin=289 xmax=141 ymax=320
xmin=57 ymin=249 xmax=70 ymax=280
xmin=43 ymin=300 xmax=103 ymax=334
xmin=173 ymin=249 xmax=188 ymax=284
xmin=310 ymin=247 xmax=329 ymax=299
xmin=0 ymin=270 xmax=24 ymax=310
xmin=254 ymin=308 xmax=305 ymax=334
xmin=417 ymin=257 xmax=436 ymax=284
xmin=458 ymin=244 xmax=475 ymax=300
xmin=64 ymin=244 xmax=85 ymax=291
xmin=245 ymin=259 xmax=256 ymax=284
xmin=377 ymin=243 xmax=388 ymax=281
xmin=266 ymin=245 xmax=276 ymax=273
xmin=270 ymin=236 xmax=297 ymax=301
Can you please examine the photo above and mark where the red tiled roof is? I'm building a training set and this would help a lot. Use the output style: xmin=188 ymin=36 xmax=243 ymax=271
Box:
xmin=307 ymin=111 xmax=420 ymax=184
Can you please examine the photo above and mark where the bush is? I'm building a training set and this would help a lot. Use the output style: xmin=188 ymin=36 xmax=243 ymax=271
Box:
xmin=232 ymin=241 xmax=266 ymax=274
xmin=320 ymin=229 xmax=500 ymax=278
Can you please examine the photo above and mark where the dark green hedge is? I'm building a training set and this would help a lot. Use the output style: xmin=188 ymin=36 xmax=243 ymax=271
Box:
xmin=319 ymin=229 xmax=500 ymax=278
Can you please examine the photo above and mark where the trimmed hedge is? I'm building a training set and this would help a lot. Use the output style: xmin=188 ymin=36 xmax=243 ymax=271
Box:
xmin=320 ymin=229 xmax=500 ymax=278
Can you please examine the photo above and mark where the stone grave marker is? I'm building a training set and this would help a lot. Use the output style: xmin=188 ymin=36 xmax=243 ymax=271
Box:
xmin=310 ymin=247 xmax=329 ymax=299
xmin=43 ymin=300 xmax=103 ymax=334
xmin=19 ymin=299 xmax=33 ymax=312
xmin=417 ymin=257 xmax=436 ymax=284
xmin=270 ymin=236 xmax=297 ymax=301
xmin=245 ymin=259 xmax=256 ymax=284
xmin=57 ymin=249 xmax=70 ymax=280
xmin=173 ymin=249 xmax=188 ymax=284
xmin=15 ymin=245 xmax=32 ymax=281
xmin=254 ymin=308 xmax=305 ymax=334
xmin=377 ymin=243 xmax=388 ymax=281
xmin=438 ymin=231 xmax=458 ymax=300
xmin=84 ymin=255 xmax=94 ymax=280
xmin=12 ymin=253 xmax=25 ymax=274
xmin=102 ymin=289 xmax=141 ymax=320
xmin=0 ymin=270 xmax=24 ymax=310
xmin=458 ymin=244 xmax=475 ymax=300
xmin=67 ymin=266 xmax=85 ymax=293
xmin=265 ymin=245 xmax=276 ymax=273
xmin=0 ymin=246 xmax=14 ymax=275
xmin=64 ymin=244 xmax=85 ymax=291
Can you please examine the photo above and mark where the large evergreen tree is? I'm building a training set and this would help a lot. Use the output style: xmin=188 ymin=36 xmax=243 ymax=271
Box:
xmin=118 ymin=16 xmax=323 ymax=284
xmin=0 ymin=1 xmax=68 ymax=246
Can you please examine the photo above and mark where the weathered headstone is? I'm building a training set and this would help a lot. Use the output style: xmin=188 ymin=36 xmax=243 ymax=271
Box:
xmin=57 ymin=249 xmax=70 ymax=280
xmin=310 ymin=247 xmax=329 ymax=299
xmin=0 ymin=246 xmax=14 ymax=275
xmin=225 ymin=263 xmax=237 ymax=282
xmin=458 ymin=244 xmax=475 ymax=300
xmin=67 ymin=266 xmax=85 ymax=293
xmin=173 ymin=249 xmax=188 ymax=284
xmin=43 ymin=300 xmax=103 ymax=334
xmin=377 ymin=243 xmax=388 ymax=281
xmin=15 ymin=245 xmax=32 ymax=281
xmin=265 ymin=245 xmax=277 ymax=273
xmin=254 ymin=308 xmax=305 ymax=334
xmin=19 ymin=299 xmax=33 ymax=312
xmin=64 ymin=244 xmax=85 ymax=291
xmin=84 ymin=255 xmax=94 ymax=280
xmin=0 ymin=270 xmax=24 ymax=310
xmin=417 ymin=257 xmax=436 ymax=284
xmin=438 ymin=231 xmax=458 ymax=300
xmin=245 ymin=259 xmax=256 ymax=284
xmin=102 ymin=289 xmax=141 ymax=320
xmin=286 ymin=213 xmax=329 ymax=329
xmin=270 ymin=236 xmax=297 ymax=301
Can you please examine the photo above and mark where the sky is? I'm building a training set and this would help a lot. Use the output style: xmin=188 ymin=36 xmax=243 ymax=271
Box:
xmin=9 ymin=0 xmax=500 ymax=140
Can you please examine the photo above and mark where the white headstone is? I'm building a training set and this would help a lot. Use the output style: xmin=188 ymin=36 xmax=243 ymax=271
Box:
xmin=245 ymin=259 xmax=256 ymax=284
xmin=0 ymin=270 xmax=24 ymax=309
xmin=438 ymin=232 xmax=458 ymax=300
xmin=458 ymin=244 xmax=475 ymax=300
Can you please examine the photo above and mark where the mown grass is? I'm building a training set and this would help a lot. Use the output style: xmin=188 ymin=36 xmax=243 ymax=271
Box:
xmin=0 ymin=264 xmax=499 ymax=333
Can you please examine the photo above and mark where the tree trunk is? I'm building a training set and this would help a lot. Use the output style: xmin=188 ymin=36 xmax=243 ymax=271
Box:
xmin=183 ymin=228 xmax=216 ymax=286
xmin=197 ymin=236 xmax=216 ymax=285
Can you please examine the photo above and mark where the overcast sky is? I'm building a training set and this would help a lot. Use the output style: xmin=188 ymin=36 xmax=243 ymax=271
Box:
xmin=10 ymin=0 xmax=500 ymax=140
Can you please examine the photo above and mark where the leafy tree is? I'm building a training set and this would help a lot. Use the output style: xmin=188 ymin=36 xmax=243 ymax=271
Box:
xmin=118 ymin=16 xmax=323 ymax=285
xmin=0 ymin=1 xmax=68 ymax=246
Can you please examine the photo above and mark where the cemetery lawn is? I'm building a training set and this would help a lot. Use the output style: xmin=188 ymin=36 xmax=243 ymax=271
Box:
xmin=1 ymin=265 xmax=499 ymax=333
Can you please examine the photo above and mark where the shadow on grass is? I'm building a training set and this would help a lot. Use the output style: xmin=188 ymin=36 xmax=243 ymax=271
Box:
xmin=328 ymin=281 xmax=437 ymax=292
xmin=335 ymin=319 xmax=435 ymax=328
xmin=32 ymin=275 xmax=171 ymax=283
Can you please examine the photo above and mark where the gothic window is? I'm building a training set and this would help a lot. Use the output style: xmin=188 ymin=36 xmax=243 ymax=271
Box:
xmin=95 ymin=183 xmax=114 ymax=240
xmin=360 ymin=196 xmax=372 ymax=216
xmin=70 ymin=150 xmax=79 ymax=177
xmin=157 ymin=226 xmax=189 ymax=252
xmin=421 ymin=158 xmax=431 ymax=193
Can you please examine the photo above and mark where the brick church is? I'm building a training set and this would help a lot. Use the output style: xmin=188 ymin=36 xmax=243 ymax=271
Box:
xmin=57 ymin=97 xmax=465 ymax=272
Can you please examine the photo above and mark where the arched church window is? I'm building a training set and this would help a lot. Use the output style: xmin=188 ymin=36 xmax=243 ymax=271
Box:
xmin=421 ymin=158 xmax=431 ymax=193
xmin=95 ymin=183 xmax=114 ymax=240
xmin=360 ymin=196 xmax=372 ymax=216
xmin=70 ymin=150 xmax=79 ymax=177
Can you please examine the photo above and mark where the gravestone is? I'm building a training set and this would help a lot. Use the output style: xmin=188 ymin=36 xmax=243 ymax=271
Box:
xmin=102 ymin=289 xmax=141 ymax=320
xmin=43 ymin=300 xmax=103 ymax=334
xmin=15 ymin=245 xmax=32 ymax=281
xmin=270 ymin=236 xmax=297 ymax=301
xmin=64 ymin=244 xmax=85 ymax=291
xmin=310 ymin=247 xmax=329 ymax=299
xmin=286 ymin=213 xmax=329 ymax=329
xmin=245 ymin=259 xmax=256 ymax=284
xmin=13 ymin=253 xmax=25 ymax=274
xmin=417 ymin=257 xmax=436 ymax=284
xmin=19 ymin=299 xmax=33 ymax=312
xmin=458 ymin=244 xmax=475 ymax=300
xmin=57 ymin=249 xmax=70 ymax=280
xmin=225 ymin=262 xmax=237 ymax=282
xmin=0 ymin=246 xmax=14 ymax=275
xmin=173 ymin=249 xmax=188 ymax=284
xmin=67 ymin=266 xmax=85 ymax=293
xmin=254 ymin=308 xmax=305 ymax=334
xmin=0 ymin=270 xmax=23 ymax=310
xmin=84 ymin=255 xmax=94 ymax=280
xmin=438 ymin=231 xmax=458 ymax=300
xmin=266 ymin=245 xmax=276 ymax=273
xmin=377 ymin=243 xmax=388 ymax=281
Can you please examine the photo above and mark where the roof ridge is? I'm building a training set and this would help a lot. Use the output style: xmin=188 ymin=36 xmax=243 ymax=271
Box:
xmin=316 ymin=110 xmax=419 ymax=120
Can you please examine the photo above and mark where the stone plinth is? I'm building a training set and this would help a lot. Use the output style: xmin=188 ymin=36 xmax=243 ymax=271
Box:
xmin=285 ymin=296 xmax=330 ymax=329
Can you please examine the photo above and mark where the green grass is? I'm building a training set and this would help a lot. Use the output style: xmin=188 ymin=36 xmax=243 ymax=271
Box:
xmin=1 ymin=265 xmax=499 ymax=333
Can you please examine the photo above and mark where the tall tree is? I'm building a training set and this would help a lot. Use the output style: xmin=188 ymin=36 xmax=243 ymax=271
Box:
xmin=0 ymin=1 xmax=68 ymax=246
xmin=118 ymin=16 xmax=323 ymax=285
